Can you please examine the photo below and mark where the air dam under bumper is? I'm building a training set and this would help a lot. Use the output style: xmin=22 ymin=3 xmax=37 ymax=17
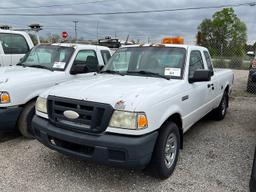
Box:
xmin=32 ymin=116 xmax=158 ymax=169
xmin=0 ymin=107 xmax=22 ymax=131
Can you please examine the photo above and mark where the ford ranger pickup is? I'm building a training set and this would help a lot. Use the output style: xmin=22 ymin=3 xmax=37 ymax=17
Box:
xmin=32 ymin=40 xmax=234 ymax=179
xmin=0 ymin=43 xmax=111 ymax=138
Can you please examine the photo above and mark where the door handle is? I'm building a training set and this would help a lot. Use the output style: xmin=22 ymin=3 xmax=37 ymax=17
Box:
xmin=208 ymin=84 xmax=214 ymax=89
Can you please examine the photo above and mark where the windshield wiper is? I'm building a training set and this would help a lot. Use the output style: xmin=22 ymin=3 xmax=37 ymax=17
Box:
xmin=24 ymin=64 xmax=53 ymax=71
xmin=126 ymin=70 xmax=170 ymax=80
xmin=17 ymin=63 xmax=26 ymax=67
xmin=100 ymin=70 xmax=125 ymax=76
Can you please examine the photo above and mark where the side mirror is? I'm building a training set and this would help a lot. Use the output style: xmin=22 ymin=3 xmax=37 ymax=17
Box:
xmin=252 ymin=72 xmax=256 ymax=82
xmin=247 ymin=51 xmax=255 ymax=58
xmin=189 ymin=69 xmax=212 ymax=83
xmin=70 ymin=64 xmax=89 ymax=75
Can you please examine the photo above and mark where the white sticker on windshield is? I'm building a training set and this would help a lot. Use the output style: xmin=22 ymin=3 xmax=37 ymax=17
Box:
xmin=53 ymin=62 xmax=66 ymax=69
xmin=164 ymin=68 xmax=181 ymax=77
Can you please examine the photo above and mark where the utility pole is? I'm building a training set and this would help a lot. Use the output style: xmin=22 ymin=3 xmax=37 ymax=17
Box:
xmin=73 ymin=20 xmax=78 ymax=42
xmin=96 ymin=21 xmax=99 ymax=40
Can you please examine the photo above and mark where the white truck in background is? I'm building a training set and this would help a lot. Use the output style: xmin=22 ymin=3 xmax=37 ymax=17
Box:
xmin=0 ymin=43 xmax=112 ymax=138
xmin=32 ymin=38 xmax=234 ymax=179
xmin=0 ymin=24 xmax=43 ymax=67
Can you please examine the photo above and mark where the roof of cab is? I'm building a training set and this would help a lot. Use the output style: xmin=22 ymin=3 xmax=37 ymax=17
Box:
xmin=51 ymin=43 xmax=110 ymax=50
xmin=122 ymin=43 xmax=208 ymax=51
xmin=0 ymin=29 xmax=30 ymax=36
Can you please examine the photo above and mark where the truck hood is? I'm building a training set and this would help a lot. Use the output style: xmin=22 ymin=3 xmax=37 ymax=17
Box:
xmin=0 ymin=66 xmax=60 ymax=85
xmin=43 ymin=74 xmax=181 ymax=111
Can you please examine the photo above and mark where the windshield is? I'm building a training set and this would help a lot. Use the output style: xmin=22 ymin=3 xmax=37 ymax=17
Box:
xmin=103 ymin=47 xmax=186 ymax=79
xmin=19 ymin=45 xmax=74 ymax=71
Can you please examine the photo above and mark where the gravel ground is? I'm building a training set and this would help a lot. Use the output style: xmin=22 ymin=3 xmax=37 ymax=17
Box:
xmin=0 ymin=70 xmax=256 ymax=192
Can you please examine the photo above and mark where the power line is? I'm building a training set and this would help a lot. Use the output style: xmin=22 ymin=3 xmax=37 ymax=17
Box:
xmin=0 ymin=1 xmax=255 ymax=16
xmin=0 ymin=0 xmax=115 ymax=10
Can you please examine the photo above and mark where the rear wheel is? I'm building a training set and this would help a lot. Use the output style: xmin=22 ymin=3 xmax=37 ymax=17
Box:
xmin=211 ymin=91 xmax=228 ymax=120
xmin=149 ymin=122 xmax=180 ymax=179
xmin=17 ymin=101 xmax=35 ymax=139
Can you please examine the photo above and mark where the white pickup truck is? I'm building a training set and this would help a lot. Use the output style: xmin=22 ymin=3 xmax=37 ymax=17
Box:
xmin=0 ymin=43 xmax=112 ymax=138
xmin=0 ymin=29 xmax=35 ymax=67
xmin=32 ymin=43 xmax=234 ymax=179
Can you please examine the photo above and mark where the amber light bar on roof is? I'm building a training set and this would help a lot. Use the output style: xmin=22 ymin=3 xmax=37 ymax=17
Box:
xmin=162 ymin=37 xmax=184 ymax=44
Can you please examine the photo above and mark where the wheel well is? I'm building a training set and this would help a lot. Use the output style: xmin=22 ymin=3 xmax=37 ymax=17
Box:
xmin=225 ymin=85 xmax=229 ymax=93
xmin=22 ymin=97 xmax=37 ymax=107
xmin=161 ymin=113 xmax=183 ymax=149
xmin=16 ymin=97 xmax=38 ymax=127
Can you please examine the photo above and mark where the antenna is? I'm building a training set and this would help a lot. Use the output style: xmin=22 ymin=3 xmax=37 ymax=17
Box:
xmin=125 ymin=34 xmax=130 ymax=45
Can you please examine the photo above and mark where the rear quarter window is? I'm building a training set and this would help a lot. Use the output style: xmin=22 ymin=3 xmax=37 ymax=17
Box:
xmin=101 ymin=50 xmax=111 ymax=64
xmin=203 ymin=51 xmax=213 ymax=71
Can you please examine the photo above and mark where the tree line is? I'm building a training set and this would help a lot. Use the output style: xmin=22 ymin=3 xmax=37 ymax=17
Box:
xmin=197 ymin=8 xmax=255 ymax=57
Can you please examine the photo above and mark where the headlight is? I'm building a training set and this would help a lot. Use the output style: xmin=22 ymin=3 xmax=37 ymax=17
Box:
xmin=109 ymin=111 xmax=148 ymax=130
xmin=0 ymin=92 xmax=10 ymax=104
xmin=36 ymin=97 xmax=47 ymax=114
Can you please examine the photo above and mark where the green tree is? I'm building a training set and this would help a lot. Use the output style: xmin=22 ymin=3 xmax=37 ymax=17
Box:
xmin=198 ymin=8 xmax=247 ymax=57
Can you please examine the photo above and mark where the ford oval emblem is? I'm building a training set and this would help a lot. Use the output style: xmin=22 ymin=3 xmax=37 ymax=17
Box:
xmin=63 ymin=110 xmax=79 ymax=120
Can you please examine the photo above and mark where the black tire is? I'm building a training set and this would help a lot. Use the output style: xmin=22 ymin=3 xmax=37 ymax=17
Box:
xmin=247 ymin=70 xmax=256 ymax=94
xmin=17 ymin=101 xmax=35 ymax=139
xmin=149 ymin=122 xmax=180 ymax=179
xmin=250 ymin=147 xmax=256 ymax=192
xmin=211 ymin=91 xmax=228 ymax=121
xmin=247 ymin=81 xmax=256 ymax=94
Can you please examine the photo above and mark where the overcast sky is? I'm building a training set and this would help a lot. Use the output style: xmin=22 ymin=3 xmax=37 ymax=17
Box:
xmin=0 ymin=0 xmax=255 ymax=44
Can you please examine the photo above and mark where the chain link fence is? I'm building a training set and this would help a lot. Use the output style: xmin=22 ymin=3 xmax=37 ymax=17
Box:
xmin=208 ymin=46 xmax=256 ymax=94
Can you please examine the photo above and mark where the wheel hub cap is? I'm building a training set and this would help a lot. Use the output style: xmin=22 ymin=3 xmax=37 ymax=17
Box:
xmin=164 ymin=133 xmax=177 ymax=169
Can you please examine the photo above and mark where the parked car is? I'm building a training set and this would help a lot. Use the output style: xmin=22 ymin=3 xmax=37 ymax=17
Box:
xmin=249 ymin=72 xmax=256 ymax=192
xmin=247 ymin=51 xmax=256 ymax=93
xmin=32 ymin=39 xmax=234 ymax=179
xmin=0 ymin=43 xmax=112 ymax=138
xmin=0 ymin=29 xmax=35 ymax=67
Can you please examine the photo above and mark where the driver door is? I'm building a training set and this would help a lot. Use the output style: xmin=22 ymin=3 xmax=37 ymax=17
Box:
xmin=184 ymin=50 xmax=209 ymax=129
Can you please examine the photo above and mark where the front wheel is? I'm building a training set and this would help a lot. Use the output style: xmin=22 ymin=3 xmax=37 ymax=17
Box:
xmin=17 ymin=101 xmax=35 ymax=139
xmin=149 ymin=122 xmax=180 ymax=179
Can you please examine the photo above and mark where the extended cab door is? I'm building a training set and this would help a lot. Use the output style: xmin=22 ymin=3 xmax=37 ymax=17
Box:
xmin=184 ymin=50 xmax=210 ymax=128
xmin=202 ymin=50 xmax=219 ymax=110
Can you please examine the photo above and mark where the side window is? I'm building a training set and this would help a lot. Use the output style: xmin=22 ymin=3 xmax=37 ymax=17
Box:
xmin=203 ymin=51 xmax=213 ymax=72
xmin=0 ymin=33 xmax=29 ymax=54
xmin=73 ymin=50 xmax=98 ymax=72
xmin=101 ymin=50 xmax=111 ymax=64
xmin=189 ymin=50 xmax=204 ymax=78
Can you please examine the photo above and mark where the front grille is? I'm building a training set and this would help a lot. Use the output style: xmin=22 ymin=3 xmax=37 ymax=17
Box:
xmin=47 ymin=96 xmax=114 ymax=133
